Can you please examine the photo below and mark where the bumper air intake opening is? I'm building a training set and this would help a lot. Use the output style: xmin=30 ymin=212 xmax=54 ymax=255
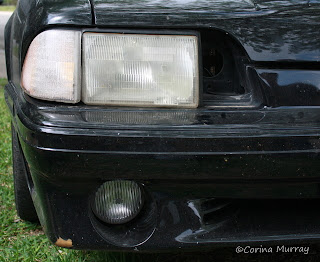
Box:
xmin=200 ymin=29 xmax=264 ymax=109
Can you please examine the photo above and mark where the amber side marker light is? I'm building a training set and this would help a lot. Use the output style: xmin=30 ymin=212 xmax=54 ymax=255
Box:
xmin=21 ymin=30 xmax=81 ymax=103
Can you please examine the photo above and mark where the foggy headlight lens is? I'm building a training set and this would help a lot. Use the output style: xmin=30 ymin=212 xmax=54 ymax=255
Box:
xmin=93 ymin=180 xmax=143 ymax=224
xmin=82 ymin=33 xmax=199 ymax=108
xmin=21 ymin=30 xmax=81 ymax=103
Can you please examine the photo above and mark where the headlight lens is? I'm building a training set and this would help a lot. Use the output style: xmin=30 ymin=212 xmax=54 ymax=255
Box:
xmin=21 ymin=30 xmax=81 ymax=103
xmin=82 ymin=33 xmax=199 ymax=108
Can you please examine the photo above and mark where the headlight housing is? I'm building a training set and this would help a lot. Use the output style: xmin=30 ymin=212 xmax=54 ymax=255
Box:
xmin=21 ymin=30 xmax=199 ymax=108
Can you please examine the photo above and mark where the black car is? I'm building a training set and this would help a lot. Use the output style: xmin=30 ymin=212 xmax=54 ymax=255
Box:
xmin=4 ymin=0 xmax=320 ymax=251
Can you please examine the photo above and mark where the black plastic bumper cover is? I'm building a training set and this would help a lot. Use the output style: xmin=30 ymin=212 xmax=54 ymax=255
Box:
xmin=5 ymin=82 xmax=320 ymax=250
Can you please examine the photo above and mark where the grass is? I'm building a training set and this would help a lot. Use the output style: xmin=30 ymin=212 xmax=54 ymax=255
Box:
xmin=1 ymin=78 xmax=320 ymax=261
xmin=0 ymin=5 xmax=15 ymax=12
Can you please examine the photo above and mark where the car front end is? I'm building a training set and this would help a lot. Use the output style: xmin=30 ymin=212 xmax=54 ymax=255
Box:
xmin=4 ymin=0 xmax=320 ymax=251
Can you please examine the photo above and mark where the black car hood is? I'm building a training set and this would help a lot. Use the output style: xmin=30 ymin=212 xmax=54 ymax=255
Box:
xmin=92 ymin=0 xmax=320 ymax=62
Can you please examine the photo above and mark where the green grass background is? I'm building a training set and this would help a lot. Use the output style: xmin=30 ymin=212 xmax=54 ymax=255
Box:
xmin=0 ymin=0 xmax=16 ymax=11
xmin=1 ymin=0 xmax=17 ymax=6
xmin=1 ymin=78 xmax=320 ymax=261
xmin=0 ymin=6 xmax=15 ymax=11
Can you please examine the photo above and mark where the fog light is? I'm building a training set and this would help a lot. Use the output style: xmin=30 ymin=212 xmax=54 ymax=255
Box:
xmin=93 ymin=180 xmax=143 ymax=224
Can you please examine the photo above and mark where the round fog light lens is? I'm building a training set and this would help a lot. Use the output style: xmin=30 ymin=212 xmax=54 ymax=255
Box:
xmin=93 ymin=180 xmax=143 ymax=224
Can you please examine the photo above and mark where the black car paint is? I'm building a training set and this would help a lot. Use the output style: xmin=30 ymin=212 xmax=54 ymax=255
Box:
xmin=92 ymin=0 xmax=320 ymax=62
xmin=4 ymin=0 xmax=320 ymax=250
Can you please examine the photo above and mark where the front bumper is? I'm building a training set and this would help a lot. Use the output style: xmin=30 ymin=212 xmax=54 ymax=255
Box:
xmin=5 ymin=81 xmax=320 ymax=250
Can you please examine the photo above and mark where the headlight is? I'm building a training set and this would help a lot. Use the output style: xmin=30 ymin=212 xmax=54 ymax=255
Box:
xmin=21 ymin=30 xmax=199 ymax=108
xmin=82 ymin=33 xmax=199 ymax=108
xmin=21 ymin=30 xmax=81 ymax=103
